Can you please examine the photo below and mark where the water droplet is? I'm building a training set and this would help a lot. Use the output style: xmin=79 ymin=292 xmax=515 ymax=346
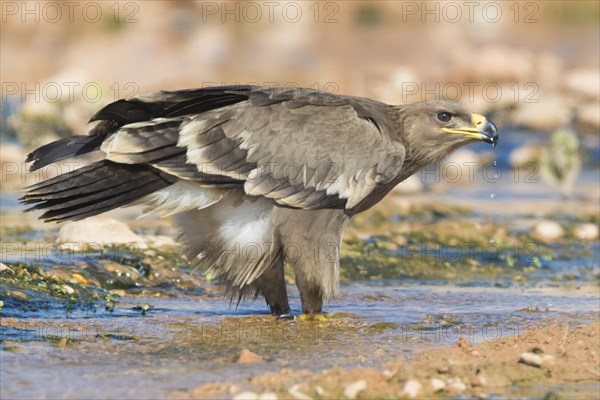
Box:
xmin=490 ymin=193 xmax=496 ymax=198
xmin=493 ymin=160 xmax=497 ymax=166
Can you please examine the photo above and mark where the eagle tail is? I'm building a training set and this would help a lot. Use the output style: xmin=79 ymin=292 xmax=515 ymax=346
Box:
xmin=19 ymin=160 xmax=174 ymax=222
xmin=25 ymin=135 xmax=108 ymax=172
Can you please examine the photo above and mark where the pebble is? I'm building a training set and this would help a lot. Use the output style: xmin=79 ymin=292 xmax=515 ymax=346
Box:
xmin=0 ymin=263 xmax=12 ymax=272
xmin=401 ymin=379 xmax=422 ymax=398
xmin=61 ymin=285 xmax=75 ymax=295
xmin=237 ymin=348 xmax=265 ymax=364
xmin=533 ymin=221 xmax=564 ymax=242
xmin=9 ymin=291 xmax=27 ymax=300
xmin=519 ymin=352 xmax=555 ymax=368
xmin=513 ymin=94 xmax=571 ymax=131
xmin=574 ymin=223 xmax=599 ymax=240
xmin=288 ymin=384 xmax=311 ymax=400
xmin=344 ymin=379 xmax=367 ymax=399
xmin=233 ymin=392 xmax=259 ymax=400
xmin=430 ymin=378 xmax=446 ymax=392
xmin=56 ymin=217 xmax=147 ymax=250
xmin=392 ymin=174 xmax=423 ymax=194
xmin=258 ymin=392 xmax=278 ymax=400
xmin=446 ymin=378 xmax=466 ymax=395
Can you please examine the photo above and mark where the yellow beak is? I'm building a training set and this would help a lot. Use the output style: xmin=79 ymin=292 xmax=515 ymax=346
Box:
xmin=442 ymin=114 xmax=498 ymax=147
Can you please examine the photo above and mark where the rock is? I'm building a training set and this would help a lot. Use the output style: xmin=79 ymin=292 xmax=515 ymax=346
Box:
xmin=258 ymin=392 xmax=278 ymax=400
xmin=446 ymin=378 xmax=466 ymax=395
xmin=0 ymin=142 xmax=25 ymax=165
xmin=9 ymin=290 xmax=27 ymax=300
xmin=0 ymin=263 xmax=13 ymax=272
xmin=519 ymin=352 xmax=555 ymax=368
xmin=469 ymin=45 xmax=534 ymax=83
xmin=565 ymin=68 xmax=600 ymax=100
xmin=574 ymin=223 xmax=599 ymax=240
xmin=575 ymin=102 xmax=600 ymax=129
xmin=536 ymin=53 xmax=564 ymax=92
xmin=143 ymin=235 xmax=177 ymax=248
xmin=509 ymin=144 xmax=542 ymax=168
xmin=533 ymin=221 xmax=564 ymax=242
xmin=56 ymin=217 xmax=147 ymax=250
xmin=430 ymin=378 xmax=446 ymax=392
xmin=512 ymin=94 xmax=571 ymax=132
xmin=233 ymin=392 xmax=259 ymax=400
xmin=393 ymin=174 xmax=423 ymax=194
xmin=288 ymin=384 xmax=311 ymax=400
xmin=61 ymin=285 xmax=75 ymax=295
xmin=400 ymin=379 xmax=422 ymax=398
xmin=237 ymin=348 xmax=265 ymax=364
xmin=439 ymin=149 xmax=481 ymax=185
xmin=343 ymin=379 xmax=367 ymax=399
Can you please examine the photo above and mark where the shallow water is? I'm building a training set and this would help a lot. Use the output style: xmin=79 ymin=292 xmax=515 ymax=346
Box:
xmin=1 ymin=282 xmax=599 ymax=399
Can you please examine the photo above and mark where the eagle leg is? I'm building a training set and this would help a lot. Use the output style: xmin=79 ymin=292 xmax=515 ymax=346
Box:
xmin=254 ymin=256 xmax=290 ymax=316
xmin=294 ymin=268 xmax=324 ymax=314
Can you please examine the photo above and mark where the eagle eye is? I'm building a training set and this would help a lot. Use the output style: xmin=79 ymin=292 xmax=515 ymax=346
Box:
xmin=437 ymin=112 xmax=453 ymax=123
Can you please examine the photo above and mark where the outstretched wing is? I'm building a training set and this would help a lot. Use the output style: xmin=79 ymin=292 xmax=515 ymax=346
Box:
xmin=100 ymin=86 xmax=406 ymax=210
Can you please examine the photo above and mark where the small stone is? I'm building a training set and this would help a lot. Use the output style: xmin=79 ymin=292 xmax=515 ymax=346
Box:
xmin=513 ymin=94 xmax=571 ymax=131
xmin=233 ymin=391 xmax=259 ymax=400
xmin=315 ymin=386 xmax=325 ymax=396
xmin=401 ymin=379 xmax=422 ymax=398
xmin=565 ymin=68 xmax=600 ymax=100
xmin=533 ymin=221 xmax=564 ymax=242
xmin=576 ymin=102 xmax=600 ymax=129
xmin=509 ymin=144 xmax=542 ymax=167
xmin=56 ymin=217 xmax=147 ymax=250
xmin=519 ymin=352 xmax=555 ymax=368
xmin=430 ymin=378 xmax=446 ymax=392
xmin=9 ymin=291 xmax=27 ymax=300
xmin=237 ymin=348 xmax=265 ymax=364
xmin=0 ymin=263 xmax=12 ymax=272
xmin=258 ymin=392 xmax=278 ymax=400
xmin=288 ymin=384 xmax=311 ymax=400
xmin=61 ymin=285 xmax=75 ymax=295
xmin=446 ymin=378 xmax=466 ymax=395
xmin=344 ymin=379 xmax=367 ymax=399
xmin=393 ymin=174 xmax=423 ymax=194
xmin=143 ymin=235 xmax=177 ymax=248
xmin=574 ymin=223 xmax=599 ymax=240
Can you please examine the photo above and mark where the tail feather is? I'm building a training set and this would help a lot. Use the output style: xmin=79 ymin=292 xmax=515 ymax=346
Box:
xmin=20 ymin=160 xmax=174 ymax=222
xmin=25 ymin=135 xmax=106 ymax=171
xmin=23 ymin=161 xmax=124 ymax=196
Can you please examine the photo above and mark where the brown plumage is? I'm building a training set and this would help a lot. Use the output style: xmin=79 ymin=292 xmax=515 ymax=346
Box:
xmin=21 ymin=85 xmax=498 ymax=315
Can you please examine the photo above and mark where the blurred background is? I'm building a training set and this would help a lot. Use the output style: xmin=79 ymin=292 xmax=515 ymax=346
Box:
xmin=1 ymin=2 xmax=599 ymax=399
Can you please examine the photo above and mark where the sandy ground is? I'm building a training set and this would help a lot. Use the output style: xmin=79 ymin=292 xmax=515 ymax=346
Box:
xmin=176 ymin=321 xmax=600 ymax=399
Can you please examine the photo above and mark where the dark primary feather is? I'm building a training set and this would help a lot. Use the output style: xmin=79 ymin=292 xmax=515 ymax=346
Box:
xmin=25 ymin=135 xmax=105 ymax=171
xmin=21 ymin=160 xmax=174 ymax=222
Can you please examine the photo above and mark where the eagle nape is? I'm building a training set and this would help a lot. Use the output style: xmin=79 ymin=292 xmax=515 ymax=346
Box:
xmin=20 ymin=85 xmax=498 ymax=316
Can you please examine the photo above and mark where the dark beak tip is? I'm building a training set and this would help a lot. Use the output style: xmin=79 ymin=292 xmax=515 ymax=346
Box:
xmin=484 ymin=120 xmax=498 ymax=148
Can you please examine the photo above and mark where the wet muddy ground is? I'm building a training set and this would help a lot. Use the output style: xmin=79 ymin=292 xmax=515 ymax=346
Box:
xmin=1 ymin=132 xmax=599 ymax=399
